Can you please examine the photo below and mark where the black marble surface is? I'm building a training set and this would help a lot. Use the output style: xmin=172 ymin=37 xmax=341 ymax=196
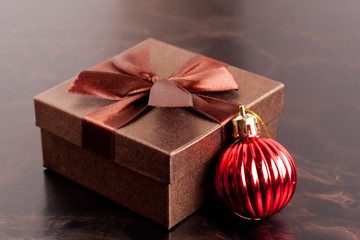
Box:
xmin=1 ymin=0 xmax=360 ymax=239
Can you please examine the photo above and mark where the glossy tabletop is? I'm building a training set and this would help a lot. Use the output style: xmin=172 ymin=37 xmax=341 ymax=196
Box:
xmin=1 ymin=0 xmax=359 ymax=239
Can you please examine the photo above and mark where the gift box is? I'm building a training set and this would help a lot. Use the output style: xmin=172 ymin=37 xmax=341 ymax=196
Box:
xmin=34 ymin=38 xmax=284 ymax=229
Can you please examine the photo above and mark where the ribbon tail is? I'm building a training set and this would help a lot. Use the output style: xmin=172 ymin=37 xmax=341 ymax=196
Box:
xmin=191 ymin=94 xmax=239 ymax=146
xmin=82 ymin=92 xmax=149 ymax=158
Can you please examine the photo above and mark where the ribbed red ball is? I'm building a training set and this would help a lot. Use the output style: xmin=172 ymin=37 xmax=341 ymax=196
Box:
xmin=215 ymin=136 xmax=297 ymax=219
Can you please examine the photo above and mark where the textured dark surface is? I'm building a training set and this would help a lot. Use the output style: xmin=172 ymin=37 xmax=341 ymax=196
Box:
xmin=1 ymin=0 xmax=360 ymax=239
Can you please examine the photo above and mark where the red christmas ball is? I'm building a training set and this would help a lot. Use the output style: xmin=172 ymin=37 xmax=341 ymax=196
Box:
xmin=215 ymin=107 xmax=297 ymax=220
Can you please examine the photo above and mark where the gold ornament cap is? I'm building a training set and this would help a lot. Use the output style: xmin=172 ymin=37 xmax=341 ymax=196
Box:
xmin=232 ymin=105 xmax=260 ymax=138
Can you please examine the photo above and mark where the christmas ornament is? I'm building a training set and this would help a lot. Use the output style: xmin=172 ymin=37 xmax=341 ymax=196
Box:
xmin=215 ymin=105 xmax=297 ymax=219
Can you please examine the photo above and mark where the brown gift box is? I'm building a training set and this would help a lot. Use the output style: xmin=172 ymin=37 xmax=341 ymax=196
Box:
xmin=34 ymin=38 xmax=284 ymax=229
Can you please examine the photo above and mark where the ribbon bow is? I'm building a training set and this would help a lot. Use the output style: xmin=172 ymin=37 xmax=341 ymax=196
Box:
xmin=68 ymin=47 xmax=239 ymax=158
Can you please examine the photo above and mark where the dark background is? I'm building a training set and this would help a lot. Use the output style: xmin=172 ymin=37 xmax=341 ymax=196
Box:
xmin=1 ymin=0 xmax=359 ymax=239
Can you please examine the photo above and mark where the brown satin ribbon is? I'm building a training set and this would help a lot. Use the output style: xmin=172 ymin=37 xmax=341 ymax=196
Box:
xmin=68 ymin=47 xmax=240 ymax=158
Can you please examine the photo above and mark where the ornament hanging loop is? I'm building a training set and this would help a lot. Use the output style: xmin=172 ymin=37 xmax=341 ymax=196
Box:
xmin=245 ymin=108 xmax=271 ymax=139
xmin=232 ymin=105 xmax=271 ymax=139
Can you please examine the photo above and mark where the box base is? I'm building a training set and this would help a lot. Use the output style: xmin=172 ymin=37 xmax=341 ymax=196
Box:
xmin=40 ymin=118 xmax=278 ymax=229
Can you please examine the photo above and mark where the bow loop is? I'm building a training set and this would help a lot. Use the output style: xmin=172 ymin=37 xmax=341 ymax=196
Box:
xmin=67 ymin=71 xmax=152 ymax=100
xmin=169 ymin=55 xmax=239 ymax=92
xmin=112 ymin=46 xmax=155 ymax=81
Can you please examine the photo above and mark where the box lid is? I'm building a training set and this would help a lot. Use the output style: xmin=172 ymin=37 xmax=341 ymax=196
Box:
xmin=34 ymin=38 xmax=284 ymax=184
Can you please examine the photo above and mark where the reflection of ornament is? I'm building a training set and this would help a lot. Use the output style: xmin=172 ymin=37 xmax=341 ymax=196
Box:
xmin=215 ymin=105 xmax=297 ymax=219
